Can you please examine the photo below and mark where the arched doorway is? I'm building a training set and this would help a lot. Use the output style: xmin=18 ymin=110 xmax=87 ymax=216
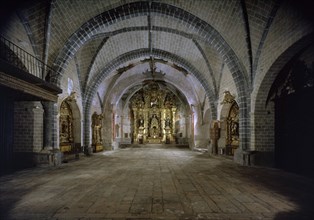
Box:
xmin=267 ymin=49 xmax=314 ymax=177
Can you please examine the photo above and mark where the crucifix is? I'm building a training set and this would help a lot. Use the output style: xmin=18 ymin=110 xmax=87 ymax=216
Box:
xmin=149 ymin=56 xmax=157 ymax=80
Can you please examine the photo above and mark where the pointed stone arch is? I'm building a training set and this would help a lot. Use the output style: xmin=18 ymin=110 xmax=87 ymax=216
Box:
xmin=251 ymin=33 xmax=314 ymax=166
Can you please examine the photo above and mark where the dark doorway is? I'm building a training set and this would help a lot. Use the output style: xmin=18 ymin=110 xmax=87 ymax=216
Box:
xmin=275 ymin=88 xmax=314 ymax=177
xmin=273 ymin=54 xmax=314 ymax=178
xmin=0 ymin=87 xmax=14 ymax=175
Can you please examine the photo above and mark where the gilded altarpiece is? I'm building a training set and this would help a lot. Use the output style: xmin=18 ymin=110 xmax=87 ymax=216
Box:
xmin=226 ymin=102 xmax=239 ymax=155
xmin=92 ymin=112 xmax=103 ymax=152
xmin=59 ymin=101 xmax=74 ymax=152
xmin=130 ymin=83 xmax=177 ymax=144
xmin=220 ymin=91 xmax=240 ymax=155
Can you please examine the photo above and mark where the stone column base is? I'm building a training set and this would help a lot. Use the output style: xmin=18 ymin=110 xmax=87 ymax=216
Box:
xmin=34 ymin=149 xmax=62 ymax=167
xmin=233 ymin=148 xmax=244 ymax=165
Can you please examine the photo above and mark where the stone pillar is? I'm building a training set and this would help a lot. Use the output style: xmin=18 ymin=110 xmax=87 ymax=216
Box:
xmin=210 ymin=121 xmax=220 ymax=155
xmin=42 ymin=101 xmax=60 ymax=165
xmin=83 ymin=105 xmax=90 ymax=147
xmin=234 ymin=97 xmax=251 ymax=164
xmin=42 ymin=101 xmax=58 ymax=150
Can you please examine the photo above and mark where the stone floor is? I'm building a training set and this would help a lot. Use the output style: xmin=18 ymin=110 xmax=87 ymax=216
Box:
xmin=1 ymin=145 xmax=314 ymax=220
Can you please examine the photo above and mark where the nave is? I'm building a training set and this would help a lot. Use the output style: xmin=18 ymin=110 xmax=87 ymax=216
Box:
xmin=1 ymin=145 xmax=313 ymax=220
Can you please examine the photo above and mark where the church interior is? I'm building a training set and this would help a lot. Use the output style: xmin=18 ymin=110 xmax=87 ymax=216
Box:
xmin=0 ymin=0 xmax=314 ymax=219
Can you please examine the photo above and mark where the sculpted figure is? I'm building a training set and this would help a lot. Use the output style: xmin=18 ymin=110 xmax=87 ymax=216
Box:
xmin=92 ymin=112 xmax=103 ymax=144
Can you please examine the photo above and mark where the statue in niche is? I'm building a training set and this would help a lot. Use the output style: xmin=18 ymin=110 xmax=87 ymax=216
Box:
xmin=150 ymin=99 xmax=157 ymax=107
xmin=150 ymin=92 xmax=158 ymax=107
xmin=151 ymin=127 xmax=158 ymax=137
xmin=226 ymin=102 xmax=239 ymax=151
xmin=150 ymin=114 xmax=160 ymax=137
xmin=138 ymin=115 xmax=144 ymax=127
xmin=165 ymin=117 xmax=171 ymax=127
xmin=61 ymin=120 xmax=68 ymax=134
xmin=60 ymin=119 xmax=69 ymax=143
xmin=92 ymin=112 xmax=103 ymax=145
xmin=231 ymin=121 xmax=239 ymax=135
xmin=59 ymin=101 xmax=73 ymax=143
xmin=131 ymin=92 xmax=144 ymax=108
xmin=164 ymin=93 xmax=175 ymax=108
xmin=68 ymin=119 xmax=73 ymax=142
xmin=138 ymin=100 xmax=144 ymax=108
xmin=149 ymin=85 xmax=160 ymax=108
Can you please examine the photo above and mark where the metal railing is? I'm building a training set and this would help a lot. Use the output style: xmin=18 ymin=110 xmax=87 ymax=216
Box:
xmin=0 ymin=35 xmax=56 ymax=80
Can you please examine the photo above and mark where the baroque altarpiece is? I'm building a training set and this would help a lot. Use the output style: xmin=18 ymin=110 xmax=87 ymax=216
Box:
xmin=91 ymin=112 xmax=103 ymax=152
xmin=130 ymin=83 xmax=178 ymax=144
xmin=221 ymin=91 xmax=240 ymax=155
xmin=59 ymin=100 xmax=74 ymax=153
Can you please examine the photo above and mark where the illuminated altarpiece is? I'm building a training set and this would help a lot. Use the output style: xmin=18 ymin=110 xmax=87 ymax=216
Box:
xmin=91 ymin=112 xmax=103 ymax=152
xmin=130 ymin=83 xmax=178 ymax=144
xmin=59 ymin=99 xmax=74 ymax=152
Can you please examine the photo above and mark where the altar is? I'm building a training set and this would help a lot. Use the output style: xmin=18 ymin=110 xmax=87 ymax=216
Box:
xmin=130 ymin=82 xmax=178 ymax=144
xmin=147 ymin=138 xmax=161 ymax=144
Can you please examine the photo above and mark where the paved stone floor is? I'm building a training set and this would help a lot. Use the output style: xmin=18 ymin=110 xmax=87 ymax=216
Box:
xmin=1 ymin=145 xmax=314 ymax=220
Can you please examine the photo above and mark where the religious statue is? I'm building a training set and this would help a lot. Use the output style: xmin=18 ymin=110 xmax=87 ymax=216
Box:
xmin=138 ymin=115 xmax=144 ymax=127
xmin=61 ymin=120 xmax=68 ymax=134
xmin=165 ymin=117 xmax=171 ymax=127
xmin=226 ymin=102 xmax=239 ymax=155
xmin=151 ymin=127 xmax=158 ymax=137
xmin=164 ymin=93 xmax=175 ymax=108
xmin=231 ymin=121 xmax=239 ymax=135
xmin=150 ymin=114 xmax=160 ymax=138
xmin=150 ymin=97 xmax=158 ymax=107
xmin=131 ymin=92 xmax=144 ymax=108
xmin=60 ymin=119 xmax=68 ymax=143
xmin=92 ymin=112 xmax=103 ymax=145
xmin=59 ymin=100 xmax=74 ymax=144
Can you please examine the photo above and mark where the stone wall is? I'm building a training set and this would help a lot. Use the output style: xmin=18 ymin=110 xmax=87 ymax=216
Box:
xmin=13 ymin=101 xmax=43 ymax=153
xmin=13 ymin=101 xmax=44 ymax=168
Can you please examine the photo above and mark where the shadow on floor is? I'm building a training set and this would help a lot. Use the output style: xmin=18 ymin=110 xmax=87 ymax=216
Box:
xmin=0 ymin=172 xmax=41 ymax=219
xmin=211 ymin=159 xmax=314 ymax=219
